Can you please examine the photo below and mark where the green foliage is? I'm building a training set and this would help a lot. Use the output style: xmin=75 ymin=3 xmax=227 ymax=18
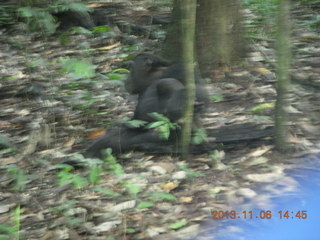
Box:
xmin=59 ymin=27 xmax=92 ymax=45
xmin=135 ymin=192 xmax=177 ymax=209
xmin=0 ymin=5 xmax=16 ymax=27
xmin=243 ymin=0 xmax=278 ymax=37
xmin=136 ymin=201 xmax=154 ymax=209
xmin=60 ymin=58 xmax=96 ymax=78
xmin=210 ymin=94 xmax=224 ymax=102
xmin=54 ymin=164 xmax=87 ymax=189
xmin=106 ymin=73 xmax=126 ymax=81
xmin=91 ymin=26 xmax=111 ymax=34
xmin=28 ymin=58 xmax=49 ymax=68
xmin=147 ymin=113 xmax=180 ymax=140
xmin=168 ymin=220 xmax=188 ymax=230
xmin=178 ymin=164 xmax=203 ymax=180
xmin=123 ymin=182 xmax=142 ymax=196
xmin=298 ymin=14 xmax=320 ymax=32
xmin=0 ymin=206 xmax=21 ymax=240
xmin=126 ymin=119 xmax=147 ymax=128
xmin=148 ymin=193 xmax=177 ymax=202
xmin=6 ymin=167 xmax=27 ymax=191
xmin=112 ymin=68 xmax=130 ymax=74
xmin=125 ymin=228 xmax=138 ymax=234
xmin=250 ymin=102 xmax=274 ymax=114
xmin=122 ymin=45 xmax=140 ymax=52
xmin=209 ymin=149 xmax=225 ymax=161
xmin=15 ymin=1 xmax=90 ymax=36
xmin=106 ymin=68 xmax=130 ymax=81
xmin=88 ymin=166 xmax=102 ymax=185
xmin=0 ymin=135 xmax=16 ymax=156
xmin=192 ymin=128 xmax=208 ymax=145
xmin=92 ymin=188 xmax=121 ymax=197
xmin=102 ymin=148 xmax=124 ymax=176
xmin=18 ymin=7 xmax=59 ymax=35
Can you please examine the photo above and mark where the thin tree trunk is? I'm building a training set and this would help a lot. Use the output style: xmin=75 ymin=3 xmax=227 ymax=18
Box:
xmin=274 ymin=0 xmax=291 ymax=152
xmin=180 ymin=0 xmax=197 ymax=159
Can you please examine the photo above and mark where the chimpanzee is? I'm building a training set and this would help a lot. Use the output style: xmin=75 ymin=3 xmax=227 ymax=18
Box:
xmin=84 ymin=53 xmax=208 ymax=158
xmin=125 ymin=53 xmax=208 ymax=122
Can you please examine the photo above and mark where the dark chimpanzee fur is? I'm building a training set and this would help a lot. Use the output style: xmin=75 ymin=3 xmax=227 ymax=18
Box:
xmin=84 ymin=53 xmax=208 ymax=158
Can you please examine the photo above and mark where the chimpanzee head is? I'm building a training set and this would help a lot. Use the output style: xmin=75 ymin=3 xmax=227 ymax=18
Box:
xmin=125 ymin=53 xmax=169 ymax=94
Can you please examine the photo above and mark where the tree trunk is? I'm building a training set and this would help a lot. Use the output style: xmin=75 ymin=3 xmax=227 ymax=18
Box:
xmin=161 ymin=0 xmax=184 ymax=61
xmin=163 ymin=0 xmax=245 ymax=76
xmin=180 ymin=0 xmax=197 ymax=159
xmin=196 ymin=0 xmax=245 ymax=76
xmin=274 ymin=0 xmax=291 ymax=152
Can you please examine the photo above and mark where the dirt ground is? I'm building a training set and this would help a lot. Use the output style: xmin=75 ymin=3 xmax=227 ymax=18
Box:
xmin=0 ymin=1 xmax=319 ymax=239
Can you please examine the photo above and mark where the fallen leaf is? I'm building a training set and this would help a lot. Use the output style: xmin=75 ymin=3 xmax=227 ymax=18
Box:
xmin=162 ymin=182 xmax=179 ymax=191
xmin=86 ymin=129 xmax=106 ymax=139
xmin=179 ymin=196 xmax=193 ymax=203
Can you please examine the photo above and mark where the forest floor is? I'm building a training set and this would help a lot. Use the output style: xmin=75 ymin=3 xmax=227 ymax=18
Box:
xmin=0 ymin=1 xmax=319 ymax=240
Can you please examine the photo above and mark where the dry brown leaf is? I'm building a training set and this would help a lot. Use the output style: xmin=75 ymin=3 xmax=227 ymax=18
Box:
xmin=254 ymin=67 xmax=272 ymax=75
xmin=64 ymin=137 xmax=76 ymax=147
xmin=248 ymin=145 xmax=273 ymax=157
xmin=85 ymin=129 xmax=107 ymax=139
xmin=162 ymin=182 xmax=179 ymax=191
xmin=97 ymin=42 xmax=121 ymax=51
xmin=179 ymin=196 xmax=193 ymax=203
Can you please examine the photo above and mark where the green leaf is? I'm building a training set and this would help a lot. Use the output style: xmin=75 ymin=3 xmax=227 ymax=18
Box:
xmin=109 ymin=163 xmax=124 ymax=176
xmin=107 ymin=73 xmax=124 ymax=80
xmin=62 ymin=59 xmax=95 ymax=78
xmin=71 ymin=175 xmax=86 ymax=189
xmin=30 ymin=59 xmax=47 ymax=68
xmin=158 ymin=125 xmax=170 ymax=140
xmin=67 ymin=3 xmax=91 ymax=13
xmin=126 ymin=119 xmax=147 ymax=128
xmin=112 ymin=68 xmax=130 ymax=74
xmin=0 ymin=224 xmax=16 ymax=234
xmin=102 ymin=149 xmax=124 ymax=175
xmin=136 ymin=201 xmax=154 ymax=209
xmin=92 ymin=188 xmax=120 ymax=197
xmin=17 ymin=7 xmax=34 ymax=17
xmin=57 ymin=172 xmax=73 ymax=186
xmin=125 ymin=228 xmax=137 ymax=233
xmin=211 ymin=94 xmax=224 ymax=102
xmin=148 ymin=112 xmax=169 ymax=122
xmin=148 ymin=193 xmax=177 ymax=202
xmin=123 ymin=183 xmax=142 ymax=195
xmin=168 ymin=220 xmax=188 ymax=230
xmin=147 ymin=121 xmax=165 ymax=129
xmin=192 ymin=128 xmax=208 ymax=145
xmin=52 ymin=164 xmax=74 ymax=172
xmin=91 ymin=26 xmax=111 ymax=34
xmin=250 ymin=103 xmax=274 ymax=114
xmin=6 ymin=167 xmax=26 ymax=191
xmin=88 ymin=166 xmax=102 ymax=185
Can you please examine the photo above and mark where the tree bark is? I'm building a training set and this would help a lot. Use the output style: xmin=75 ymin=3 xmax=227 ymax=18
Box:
xmin=196 ymin=0 xmax=245 ymax=76
xmin=180 ymin=0 xmax=197 ymax=159
xmin=162 ymin=0 xmax=245 ymax=77
xmin=274 ymin=0 xmax=291 ymax=152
